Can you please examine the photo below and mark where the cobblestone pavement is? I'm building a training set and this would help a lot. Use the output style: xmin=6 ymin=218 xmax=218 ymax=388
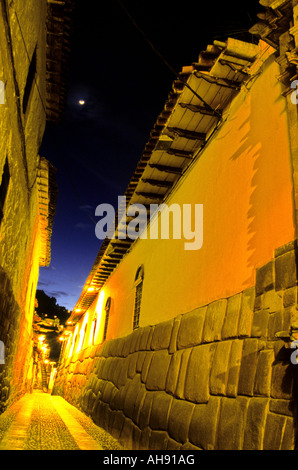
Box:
xmin=0 ymin=391 xmax=124 ymax=450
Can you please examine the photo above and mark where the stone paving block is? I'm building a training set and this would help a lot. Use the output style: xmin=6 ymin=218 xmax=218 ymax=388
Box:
xmin=210 ymin=340 xmax=232 ymax=395
xmin=217 ymin=396 xmax=249 ymax=450
xmin=168 ymin=398 xmax=194 ymax=444
xmin=184 ymin=344 xmax=215 ymax=403
xmin=221 ymin=294 xmax=241 ymax=340
xmin=202 ymin=299 xmax=227 ymax=343
xmin=237 ymin=339 xmax=259 ymax=396
xmin=243 ymin=397 xmax=269 ymax=450
xmin=177 ymin=307 xmax=207 ymax=349
xmin=255 ymin=261 xmax=274 ymax=296
xmin=151 ymin=319 xmax=173 ymax=350
xmin=145 ymin=351 xmax=171 ymax=391
xmin=238 ymin=287 xmax=255 ymax=337
xmin=188 ymin=397 xmax=221 ymax=450
xmin=275 ymin=250 xmax=297 ymax=291
xmin=263 ymin=412 xmax=286 ymax=450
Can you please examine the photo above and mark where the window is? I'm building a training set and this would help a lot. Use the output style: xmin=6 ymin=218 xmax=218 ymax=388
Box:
xmin=22 ymin=47 xmax=37 ymax=115
xmin=103 ymin=297 xmax=111 ymax=341
xmin=0 ymin=157 xmax=10 ymax=225
xmin=91 ymin=313 xmax=97 ymax=345
xmin=133 ymin=265 xmax=144 ymax=330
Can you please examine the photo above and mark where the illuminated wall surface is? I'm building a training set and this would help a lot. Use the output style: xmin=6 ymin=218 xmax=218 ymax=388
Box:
xmin=0 ymin=1 xmax=55 ymax=412
xmin=55 ymin=31 xmax=298 ymax=450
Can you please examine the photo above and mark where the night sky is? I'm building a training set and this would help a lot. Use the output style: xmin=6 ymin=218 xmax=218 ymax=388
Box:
xmin=38 ymin=0 xmax=263 ymax=311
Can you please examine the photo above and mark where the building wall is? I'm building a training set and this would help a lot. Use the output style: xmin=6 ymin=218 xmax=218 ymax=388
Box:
xmin=0 ymin=0 xmax=48 ymax=411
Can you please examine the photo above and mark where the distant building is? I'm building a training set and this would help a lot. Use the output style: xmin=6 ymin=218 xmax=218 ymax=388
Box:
xmin=0 ymin=0 xmax=73 ymax=412
xmin=55 ymin=0 xmax=298 ymax=450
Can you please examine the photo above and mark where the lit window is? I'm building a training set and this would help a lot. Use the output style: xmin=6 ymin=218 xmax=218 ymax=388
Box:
xmin=0 ymin=157 xmax=10 ymax=225
xmin=103 ymin=297 xmax=111 ymax=341
xmin=133 ymin=265 xmax=144 ymax=330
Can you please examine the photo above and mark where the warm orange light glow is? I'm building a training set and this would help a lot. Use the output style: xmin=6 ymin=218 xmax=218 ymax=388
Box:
xmin=75 ymin=308 xmax=81 ymax=313
xmin=76 ymin=312 xmax=89 ymax=353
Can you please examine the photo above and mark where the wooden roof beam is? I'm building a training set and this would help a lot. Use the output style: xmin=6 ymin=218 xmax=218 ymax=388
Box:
xmin=149 ymin=163 xmax=183 ymax=175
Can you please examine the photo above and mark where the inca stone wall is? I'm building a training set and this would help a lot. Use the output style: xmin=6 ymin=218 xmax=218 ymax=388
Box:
xmin=53 ymin=240 xmax=298 ymax=450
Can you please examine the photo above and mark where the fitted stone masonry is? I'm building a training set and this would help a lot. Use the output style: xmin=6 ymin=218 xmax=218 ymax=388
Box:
xmin=53 ymin=240 xmax=298 ymax=450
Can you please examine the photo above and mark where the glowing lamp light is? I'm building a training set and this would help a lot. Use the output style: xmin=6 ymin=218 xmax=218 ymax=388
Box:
xmin=79 ymin=99 xmax=85 ymax=106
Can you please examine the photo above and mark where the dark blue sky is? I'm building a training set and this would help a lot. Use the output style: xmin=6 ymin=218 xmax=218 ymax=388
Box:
xmin=38 ymin=0 xmax=262 ymax=310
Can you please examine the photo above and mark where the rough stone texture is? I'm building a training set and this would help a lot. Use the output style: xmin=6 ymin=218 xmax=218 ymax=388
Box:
xmin=53 ymin=240 xmax=298 ymax=450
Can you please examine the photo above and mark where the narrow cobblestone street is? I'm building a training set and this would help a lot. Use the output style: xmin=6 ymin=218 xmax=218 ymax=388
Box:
xmin=0 ymin=391 xmax=124 ymax=450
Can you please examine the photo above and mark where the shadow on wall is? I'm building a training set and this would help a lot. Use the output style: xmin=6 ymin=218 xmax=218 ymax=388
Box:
xmin=221 ymin=64 xmax=294 ymax=288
